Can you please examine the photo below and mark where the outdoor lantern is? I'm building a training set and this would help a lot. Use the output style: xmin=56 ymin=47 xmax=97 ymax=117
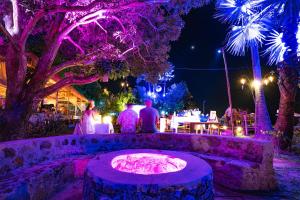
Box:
xmin=251 ymin=79 xmax=261 ymax=89
xmin=156 ymin=85 xmax=162 ymax=92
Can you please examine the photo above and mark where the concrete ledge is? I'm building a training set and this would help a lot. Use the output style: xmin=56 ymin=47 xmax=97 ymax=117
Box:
xmin=0 ymin=155 xmax=93 ymax=200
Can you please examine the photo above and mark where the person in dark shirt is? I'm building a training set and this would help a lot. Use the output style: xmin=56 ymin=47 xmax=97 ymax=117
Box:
xmin=139 ymin=99 xmax=159 ymax=133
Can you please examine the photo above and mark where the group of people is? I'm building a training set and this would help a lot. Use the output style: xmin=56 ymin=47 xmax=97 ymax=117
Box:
xmin=75 ymin=99 xmax=160 ymax=134
xmin=117 ymin=99 xmax=159 ymax=133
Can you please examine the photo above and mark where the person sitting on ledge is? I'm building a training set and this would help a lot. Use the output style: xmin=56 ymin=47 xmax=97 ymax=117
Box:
xmin=117 ymin=103 xmax=138 ymax=134
xmin=139 ymin=99 xmax=159 ymax=133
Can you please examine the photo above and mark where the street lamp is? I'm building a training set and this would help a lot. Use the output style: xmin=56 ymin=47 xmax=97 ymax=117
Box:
xmin=240 ymin=72 xmax=276 ymax=91
xmin=251 ymin=79 xmax=262 ymax=89
xmin=240 ymin=78 xmax=246 ymax=85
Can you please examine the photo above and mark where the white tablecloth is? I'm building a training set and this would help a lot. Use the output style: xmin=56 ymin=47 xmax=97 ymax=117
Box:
xmin=73 ymin=122 xmax=114 ymax=135
xmin=95 ymin=123 xmax=114 ymax=134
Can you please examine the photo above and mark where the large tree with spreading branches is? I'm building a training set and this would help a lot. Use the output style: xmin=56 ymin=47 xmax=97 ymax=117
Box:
xmin=0 ymin=0 xmax=210 ymax=140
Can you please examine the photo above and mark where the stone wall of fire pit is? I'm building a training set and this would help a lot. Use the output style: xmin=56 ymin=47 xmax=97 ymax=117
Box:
xmin=0 ymin=133 xmax=276 ymax=195
xmin=83 ymin=149 xmax=214 ymax=200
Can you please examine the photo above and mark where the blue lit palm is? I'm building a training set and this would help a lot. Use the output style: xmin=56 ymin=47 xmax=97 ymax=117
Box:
xmin=260 ymin=0 xmax=300 ymax=149
xmin=215 ymin=0 xmax=273 ymax=134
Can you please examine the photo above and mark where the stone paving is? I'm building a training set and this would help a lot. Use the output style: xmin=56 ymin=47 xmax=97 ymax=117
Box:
xmin=50 ymin=152 xmax=300 ymax=200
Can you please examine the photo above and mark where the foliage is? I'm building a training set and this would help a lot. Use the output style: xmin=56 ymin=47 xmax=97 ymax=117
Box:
xmin=0 ymin=0 xmax=212 ymax=92
xmin=159 ymin=62 xmax=175 ymax=82
xmin=24 ymin=120 xmax=73 ymax=138
xmin=135 ymin=81 xmax=196 ymax=114
xmin=259 ymin=0 xmax=300 ymax=65
xmin=215 ymin=0 xmax=271 ymax=56
xmin=100 ymin=88 xmax=136 ymax=114
xmin=76 ymin=82 xmax=136 ymax=114
xmin=0 ymin=0 xmax=211 ymax=137
xmin=215 ymin=0 xmax=300 ymax=65
xmin=74 ymin=81 xmax=103 ymax=102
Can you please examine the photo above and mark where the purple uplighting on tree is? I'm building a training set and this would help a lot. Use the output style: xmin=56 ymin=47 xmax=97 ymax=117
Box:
xmin=0 ymin=0 xmax=210 ymax=139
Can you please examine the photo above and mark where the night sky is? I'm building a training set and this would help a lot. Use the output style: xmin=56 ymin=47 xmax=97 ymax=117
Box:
xmin=169 ymin=4 xmax=299 ymax=122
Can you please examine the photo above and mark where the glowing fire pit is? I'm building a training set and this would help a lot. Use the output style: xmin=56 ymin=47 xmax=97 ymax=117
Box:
xmin=111 ymin=153 xmax=187 ymax=175
xmin=83 ymin=149 xmax=213 ymax=200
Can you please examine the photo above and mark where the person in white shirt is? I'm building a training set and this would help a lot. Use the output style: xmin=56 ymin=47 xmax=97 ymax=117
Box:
xmin=117 ymin=103 xmax=139 ymax=133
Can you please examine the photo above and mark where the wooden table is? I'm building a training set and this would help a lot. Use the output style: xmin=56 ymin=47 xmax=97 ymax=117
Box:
xmin=187 ymin=122 xmax=220 ymax=135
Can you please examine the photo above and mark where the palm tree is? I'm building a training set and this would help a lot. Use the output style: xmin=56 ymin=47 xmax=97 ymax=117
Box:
xmin=260 ymin=0 xmax=300 ymax=149
xmin=215 ymin=0 xmax=273 ymax=134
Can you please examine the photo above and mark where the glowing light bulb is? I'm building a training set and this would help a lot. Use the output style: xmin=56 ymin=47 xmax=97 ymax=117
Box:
xmin=103 ymin=116 xmax=112 ymax=124
xmin=103 ymin=88 xmax=109 ymax=95
xmin=263 ymin=79 xmax=269 ymax=85
xmin=211 ymin=124 xmax=218 ymax=129
xmin=235 ymin=126 xmax=244 ymax=137
xmin=268 ymin=76 xmax=274 ymax=82
xmin=251 ymin=79 xmax=261 ymax=89
xmin=240 ymin=78 xmax=246 ymax=85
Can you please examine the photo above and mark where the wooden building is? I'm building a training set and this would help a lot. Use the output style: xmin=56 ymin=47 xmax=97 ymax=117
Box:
xmin=0 ymin=55 xmax=88 ymax=118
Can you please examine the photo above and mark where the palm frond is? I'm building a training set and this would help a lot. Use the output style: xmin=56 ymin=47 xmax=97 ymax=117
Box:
xmin=226 ymin=22 xmax=267 ymax=56
xmin=255 ymin=0 xmax=286 ymax=16
xmin=264 ymin=30 xmax=287 ymax=65
xmin=215 ymin=0 xmax=264 ymax=24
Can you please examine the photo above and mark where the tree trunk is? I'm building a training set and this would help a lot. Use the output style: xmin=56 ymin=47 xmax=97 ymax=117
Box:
xmin=0 ymin=100 xmax=37 ymax=141
xmin=250 ymin=44 xmax=273 ymax=134
xmin=0 ymin=43 xmax=40 ymax=141
xmin=275 ymin=65 xmax=298 ymax=150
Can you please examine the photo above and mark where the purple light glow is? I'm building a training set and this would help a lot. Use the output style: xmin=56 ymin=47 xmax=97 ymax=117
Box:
xmin=111 ymin=153 xmax=187 ymax=175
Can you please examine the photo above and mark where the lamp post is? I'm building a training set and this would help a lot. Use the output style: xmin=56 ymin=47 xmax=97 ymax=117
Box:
xmin=220 ymin=48 xmax=235 ymax=135
xmin=239 ymin=72 xmax=276 ymax=134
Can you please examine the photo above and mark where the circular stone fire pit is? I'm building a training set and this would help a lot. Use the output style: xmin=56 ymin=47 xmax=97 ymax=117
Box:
xmin=83 ymin=149 xmax=214 ymax=200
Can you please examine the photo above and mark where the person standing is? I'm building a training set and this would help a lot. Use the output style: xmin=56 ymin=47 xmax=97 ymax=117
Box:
xmin=74 ymin=100 xmax=98 ymax=134
xmin=117 ymin=103 xmax=139 ymax=133
xmin=139 ymin=99 xmax=159 ymax=133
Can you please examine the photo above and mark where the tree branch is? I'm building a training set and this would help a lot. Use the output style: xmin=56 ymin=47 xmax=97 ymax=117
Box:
xmin=46 ymin=0 xmax=169 ymax=14
xmin=20 ymin=10 xmax=44 ymax=45
xmin=0 ymin=23 xmax=19 ymax=50
xmin=111 ymin=15 xmax=126 ymax=32
xmin=120 ymin=46 xmax=136 ymax=57
xmin=64 ymin=36 xmax=85 ymax=54
xmin=95 ymin=21 xmax=107 ymax=34
xmin=38 ymin=73 xmax=101 ymax=98
xmin=46 ymin=53 xmax=99 ymax=78
xmin=58 ymin=0 xmax=169 ymax=38
xmin=139 ymin=14 xmax=157 ymax=31
xmin=3 ymin=0 xmax=19 ymax=36
xmin=46 ymin=0 xmax=104 ymax=14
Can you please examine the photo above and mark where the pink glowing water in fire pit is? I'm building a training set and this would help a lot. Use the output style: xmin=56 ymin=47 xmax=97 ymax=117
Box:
xmin=111 ymin=153 xmax=187 ymax=175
